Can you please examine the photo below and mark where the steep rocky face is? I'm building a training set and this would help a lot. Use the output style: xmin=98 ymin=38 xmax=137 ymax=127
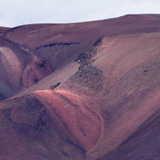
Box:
xmin=0 ymin=14 xmax=160 ymax=160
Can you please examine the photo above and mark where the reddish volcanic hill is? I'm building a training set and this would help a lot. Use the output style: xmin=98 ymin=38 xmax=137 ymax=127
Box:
xmin=0 ymin=14 xmax=160 ymax=160
xmin=0 ymin=37 xmax=52 ymax=100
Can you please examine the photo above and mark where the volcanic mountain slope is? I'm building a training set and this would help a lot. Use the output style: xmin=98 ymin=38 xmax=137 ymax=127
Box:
xmin=0 ymin=27 xmax=9 ymax=36
xmin=3 ymin=14 xmax=160 ymax=70
xmin=0 ymin=37 xmax=52 ymax=100
xmin=0 ymin=14 xmax=160 ymax=160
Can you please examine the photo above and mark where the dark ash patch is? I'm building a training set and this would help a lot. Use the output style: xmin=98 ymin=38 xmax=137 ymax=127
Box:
xmin=50 ymin=82 xmax=61 ymax=90
xmin=69 ymin=65 xmax=104 ymax=92
xmin=75 ymin=38 xmax=102 ymax=69
xmin=36 ymin=42 xmax=80 ymax=50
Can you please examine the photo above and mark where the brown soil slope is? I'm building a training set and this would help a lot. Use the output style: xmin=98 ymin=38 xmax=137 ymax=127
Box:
xmin=3 ymin=14 xmax=160 ymax=70
xmin=0 ymin=27 xmax=10 ymax=36
xmin=0 ymin=14 xmax=160 ymax=160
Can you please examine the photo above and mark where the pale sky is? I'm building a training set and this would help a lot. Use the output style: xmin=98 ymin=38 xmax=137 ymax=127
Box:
xmin=0 ymin=0 xmax=160 ymax=27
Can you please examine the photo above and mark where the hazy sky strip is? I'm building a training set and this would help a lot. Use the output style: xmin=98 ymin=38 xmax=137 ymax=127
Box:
xmin=0 ymin=0 xmax=160 ymax=27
